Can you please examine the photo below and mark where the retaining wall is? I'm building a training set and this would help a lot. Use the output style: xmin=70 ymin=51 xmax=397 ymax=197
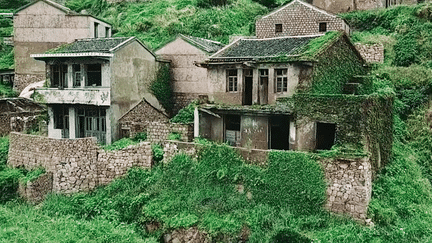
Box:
xmin=355 ymin=43 xmax=384 ymax=63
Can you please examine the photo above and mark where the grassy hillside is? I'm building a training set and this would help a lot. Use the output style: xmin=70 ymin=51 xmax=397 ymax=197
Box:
xmin=2 ymin=1 xmax=432 ymax=242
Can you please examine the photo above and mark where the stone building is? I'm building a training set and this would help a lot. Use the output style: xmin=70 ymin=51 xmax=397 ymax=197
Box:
xmin=255 ymin=0 xmax=350 ymax=39
xmin=309 ymin=0 xmax=418 ymax=14
xmin=33 ymin=37 xmax=167 ymax=144
xmin=0 ymin=98 xmax=46 ymax=135
xmin=156 ymin=35 xmax=224 ymax=114
xmin=196 ymin=31 xmax=371 ymax=150
xmin=13 ymin=0 xmax=112 ymax=92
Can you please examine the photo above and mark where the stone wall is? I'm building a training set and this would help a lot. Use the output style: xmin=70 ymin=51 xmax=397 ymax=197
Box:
xmin=13 ymin=74 xmax=45 ymax=93
xmin=148 ymin=121 xmax=194 ymax=142
xmin=19 ymin=172 xmax=53 ymax=204
xmin=355 ymin=43 xmax=384 ymax=63
xmin=8 ymin=132 xmax=153 ymax=196
xmin=172 ymin=93 xmax=206 ymax=115
xmin=321 ymin=157 xmax=372 ymax=220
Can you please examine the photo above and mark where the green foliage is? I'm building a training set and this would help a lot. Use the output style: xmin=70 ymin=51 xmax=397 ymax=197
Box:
xmin=0 ymin=0 xmax=29 ymax=10
xmin=251 ymin=0 xmax=277 ymax=8
xmin=196 ymin=0 xmax=231 ymax=8
xmin=170 ymin=100 xmax=198 ymax=124
xmin=0 ymin=168 xmax=23 ymax=203
xmin=167 ymin=132 xmax=182 ymax=141
xmin=394 ymin=32 xmax=419 ymax=66
xmin=302 ymin=31 xmax=340 ymax=58
xmin=150 ymin=64 xmax=173 ymax=115
xmin=0 ymin=136 xmax=9 ymax=170
xmin=19 ymin=167 xmax=45 ymax=185
xmin=0 ymin=43 xmax=14 ymax=71
xmin=66 ymin=0 xmax=109 ymax=16
xmin=133 ymin=132 xmax=148 ymax=142
xmin=271 ymin=228 xmax=311 ymax=243
xmin=152 ymin=144 xmax=164 ymax=163
xmin=102 ymin=137 xmax=139 ymax=151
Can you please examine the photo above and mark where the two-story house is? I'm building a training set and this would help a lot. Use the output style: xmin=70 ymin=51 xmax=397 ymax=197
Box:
xmin=14 ymin=0 xmax=112 ymax=92
xmin=156 ymin=34 xmax=225 ymax=113
xmin=196 ymin=31 xmax=368 ymax=150
xmin=32 ymin=37 xmax=167 ymax=144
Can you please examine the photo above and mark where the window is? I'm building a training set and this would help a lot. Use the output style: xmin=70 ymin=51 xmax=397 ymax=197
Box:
xmin=275 ymin=69 xmax=288 ymax=93
xmin=275 ymin=24 xmax=282 ymax=33
xmin=319 ymin=22 xmax=327 ymax=32
xmin=105 ymin=27 xmax=110 ymax=38
xmin=316 ymin=122 xmax=336 ymax=150
xmin=73 ymin=64 xmax=81 ymax=87
xmin=86 ymin=64 xmax=102 ymax=86
xmin=53 ymin=105 xmax=68 ymax=130
xmin=51 ymin=64 xmax=67 ymax=88
xmin=94 ymin=22 xmax=99 ymax=38
xmin=225 ymin=115 xmax=241 ymax=146
xmin=227 ymin=69 xmax=238 ymax=92
xmin=259 ymin=69 xmax=268 ymax=85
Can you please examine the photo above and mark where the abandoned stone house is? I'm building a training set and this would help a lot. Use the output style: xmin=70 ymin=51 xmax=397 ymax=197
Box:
xmin=32 ymin=37 xmax=168 ymax=144
xmin=255 ymin=0 xmax=350 ymax=39
xmin=308 ymin=0 xmax=419 ymax=14
xmin=196 ymin=31 xmax=371 ymax=151
xmin=156 ymin=34 xmax=225 ymax=113
xmin=13 ymin=0 xmax=112 ymax=92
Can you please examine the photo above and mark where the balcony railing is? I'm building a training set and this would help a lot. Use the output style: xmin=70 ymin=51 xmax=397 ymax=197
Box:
xmin=36 ymin=87 xmax=110 ymax=106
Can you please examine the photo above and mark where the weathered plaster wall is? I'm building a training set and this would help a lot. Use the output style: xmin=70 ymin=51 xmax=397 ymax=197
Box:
xmin=240 ymin=115 xmax=268 ymax=150
xmin=8 ymin=132 xmax=153 ymax=195
xmin=13 ymin=0 xmax=111 ymax=91
xmin=110 ymin=41 xmax=157 ymax=140
xmin=354 ymin=43 xmax=384 ymax=63
xmin=256 ymin=0 xmax=349 ymax=39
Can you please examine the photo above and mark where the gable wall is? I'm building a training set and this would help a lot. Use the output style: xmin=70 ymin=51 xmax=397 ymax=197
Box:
xmin=156 ymin=38 xmax=210 ymax=114
xmin=256 ymin=1 xmax=348 ymax=39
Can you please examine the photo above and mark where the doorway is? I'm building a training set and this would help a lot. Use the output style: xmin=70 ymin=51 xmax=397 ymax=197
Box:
xmin=269 ymin=116 xmax=290 ymax=150
xmin=316 ymin=122 xmax=336 ymax=150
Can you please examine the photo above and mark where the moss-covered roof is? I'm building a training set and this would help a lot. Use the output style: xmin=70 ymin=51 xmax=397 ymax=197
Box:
xmin=208 ymin=31 xmax=342 ymax=63
xmin=46 ymin=37 xmax=132 ymax=54
xmin=180 ymin=35 xmax=225 ymax=53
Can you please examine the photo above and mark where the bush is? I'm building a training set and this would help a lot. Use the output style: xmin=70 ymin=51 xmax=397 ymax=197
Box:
xmin=170 ymin=100 xmax=198 ymax=124
xmin=168 ymin=132 xmax=182 ymax=141
xmin=394 ymin=32 xmax=419 ymax=67
xmin=271 ymin=228 xmax=312 ymax=243
xmin=133 ymin=132 xmax=147 ymax=142
xmin=152 ymin=144 xmax=164 ymax=163
xmin=0 ymin=136 xmax=9 ymax=170
xmin=150 ymin=64 xmax=173 ymax=115
xmin=102 ymin=138 xmax=139 ymax=151
xmin=0 ymin=168 xmax=23 ymax=203
xmin=196 ymin=0 xmax=231 ymax=8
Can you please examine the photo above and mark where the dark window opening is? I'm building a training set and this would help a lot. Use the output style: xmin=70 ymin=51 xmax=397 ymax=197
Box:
xmin=275 ymin=24 xmax=282 ymax=33
xmin=244 ymin=69 xmax=253 ymax=105
xmin=319 ymin=22 xmax=327 ymax=32
xmin=94 ymin=22 xmax=99 ymax=38
xmin=86 ymin=64 xmax=102 ymax=86
xmin=269 ymin=116 xmax=290 ymax=150
xmin=225 ymin=115 xmax=241 ymax=146
xmin=316 ymin=122 xmax=336 ymax=150
xmin=77 ymin=106 xmax=107 ymax=143
xmin=53 ymin=105 xmax=69 ymax=138
xmin=227 ymin=69 xmax=238 ymax=92
xmin=51 ymin=64 xmax=67 ymax=88
xmin=259 ymin=69 xmax=269 ymax=105
xmin=105 ymin=27 xmax=110 ymax=37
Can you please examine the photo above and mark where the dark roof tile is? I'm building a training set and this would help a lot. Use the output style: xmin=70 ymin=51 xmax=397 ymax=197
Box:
xmin=48 ymin=37 xmax=132 ymax=54
xmin=181 ymin=35 xmax=224 ymax=53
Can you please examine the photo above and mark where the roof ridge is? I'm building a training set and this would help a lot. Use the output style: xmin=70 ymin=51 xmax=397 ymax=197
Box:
xmin=260 ymin=0 xmax=337 ymax=19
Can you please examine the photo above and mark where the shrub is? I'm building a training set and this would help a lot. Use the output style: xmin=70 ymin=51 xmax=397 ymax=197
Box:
xmin=196 ymin=0 xmax=231 ymax=8
xmin=102 ymin=138 xmax=138 ymax=151
xmin=394 ymin=32 xmax=419 ymax=66
xmin=168 ymin=132 xmax=182 ymax=141
xmin=133 ymin=132 xmax=147 ymax=142
xmin=170 ymin=100 xmax=198 ymax=124
xmin=150 ymin=64 xmax=173 ymax=115
xmin=0 ymin=136 xmax=9 ymax=170
xmin=0 ymin=168 xmax=23 ymax=203
xmin=19 ymin=167 xmax=45 ymax=185
xmin=152 ymin=144 xmax=164 ymax=164
xmin=271 ymin=228 xmax=312 ymax=243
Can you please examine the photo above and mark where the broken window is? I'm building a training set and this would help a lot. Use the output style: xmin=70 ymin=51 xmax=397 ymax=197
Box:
xmin=316 ymin=122 xmax=336 ymax=150
xmin=275 ymin=69 xmax=288 ymax=93
xmin=94 ymin=22 xmax=99 ymax=38
xmin=275 ymin=24 xmax=283 ymax=33
xmin=73 ymin=64 xmax=81 ymax=87
xmin=319 ymin=22 xmax=327 ymax=32
xmin=86 ymin=64 xmax=102 ymax=87
xmin=225 ymin=115 xmax=241 ymax=146
xmin=227 ymin=69 xmax=238 ymax=92
xmin=51 ymin=64 xmax=67 ymax=88
xmin=105 ymin=27 xmax=110 ymax=37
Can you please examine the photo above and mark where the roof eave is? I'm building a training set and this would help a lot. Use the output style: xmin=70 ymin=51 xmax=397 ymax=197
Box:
xmin=31 ymin=52 xmax=114 ymax=60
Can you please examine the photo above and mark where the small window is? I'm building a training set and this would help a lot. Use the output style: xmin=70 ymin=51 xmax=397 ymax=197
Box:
xmin=73 ymin=64 xmax=81 ymax=87
xmin=259 ymin=69 xmax=268 ymax=85
xmin=275 ymin=69 xmax=288 ymax=93
xmin=94 ymin=22 xmax=99 ymax=38
xmin=105 ymin=27 xmax=110 ymax=38
xmin=275 ymin=24 xmax=282 ymax=33
xmin=86 ymin=64 xmax=102 ymax=86
xmin=227 ymin=69 xmax=238 ymax=92
xmin=316 ymin=122 xmax=336 ymax=150
xmin=319 ymin=22 xmax=327 ymax=32
xmin=51 ymin=64 xmax=67 ymax=88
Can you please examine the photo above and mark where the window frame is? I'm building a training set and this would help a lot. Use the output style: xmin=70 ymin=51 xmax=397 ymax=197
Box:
xmin=226 ymin=69 xmax=238 ymax=92
xmin=73 ymin=64 xmax=81 ymax=87
xmin=319 ymin=22 xmax=327 ymax=32
xmin=275 ymin=24 xmax=283 ymax=34
xmin=274 ymin=68 xmax=288 ymax=93
xmin=86 ymin=64 xmax=102 ymax=87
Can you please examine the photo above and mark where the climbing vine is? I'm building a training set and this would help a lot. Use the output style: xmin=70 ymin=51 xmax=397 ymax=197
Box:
xmin=150 ymin=64 xmax=173 ymax=115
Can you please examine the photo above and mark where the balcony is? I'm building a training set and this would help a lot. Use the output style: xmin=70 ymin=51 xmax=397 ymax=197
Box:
xmin=36 ymin=87 xmax=110 ymax=106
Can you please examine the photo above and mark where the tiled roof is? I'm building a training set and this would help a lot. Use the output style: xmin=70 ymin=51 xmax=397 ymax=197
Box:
xmin=211 ymin=35 xmax=319 ymax=61
xmin=47 ymin=37 xmax=132 ymax=54
xmin=180 ymin=35 xmax=225 ymax=53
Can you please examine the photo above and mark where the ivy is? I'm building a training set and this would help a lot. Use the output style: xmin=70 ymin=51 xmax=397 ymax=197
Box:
xmin=170 ymin=100 xmax=198 ymax=124
xmin=150 ymin=64 xmax=173 ymax=115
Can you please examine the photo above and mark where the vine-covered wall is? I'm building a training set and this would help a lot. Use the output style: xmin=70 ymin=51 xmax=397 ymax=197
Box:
xmin=293 ymin=93 xmax=393 ymax=172
xmin=307 ymin=35 xmax=367 ymax=94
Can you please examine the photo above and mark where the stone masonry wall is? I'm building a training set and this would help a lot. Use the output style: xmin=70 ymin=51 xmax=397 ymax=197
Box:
xmin=13 ymin=74 xmax=45 ymax=93
xmin=162 ymin=140 xmax=373 ymax=221
xmin=0 ymin=112 xmax=43 ymax=136
xmin=354 ymin=43 xmax=384 ymax=63
xmin=148 ymin=121 xmax=194 ymax=142
xmin=8 ymin=132 xmax=153 ymax=196
xmin=19 ymin=172 xmax=53 ymax=204
xmin=322 ymin=157 xmax=372 ymax=220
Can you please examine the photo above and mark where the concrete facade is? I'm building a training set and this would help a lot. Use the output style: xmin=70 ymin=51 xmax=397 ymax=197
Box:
xmin=34 ymin=37 xmax=163 ymax=144
xmin=256 ymin=0 xmax=350 ymax=39
xmin=13 ymin=0 xmax=112 ymax=92
xmin=156 ymin=35 xmax=224 ymax=114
